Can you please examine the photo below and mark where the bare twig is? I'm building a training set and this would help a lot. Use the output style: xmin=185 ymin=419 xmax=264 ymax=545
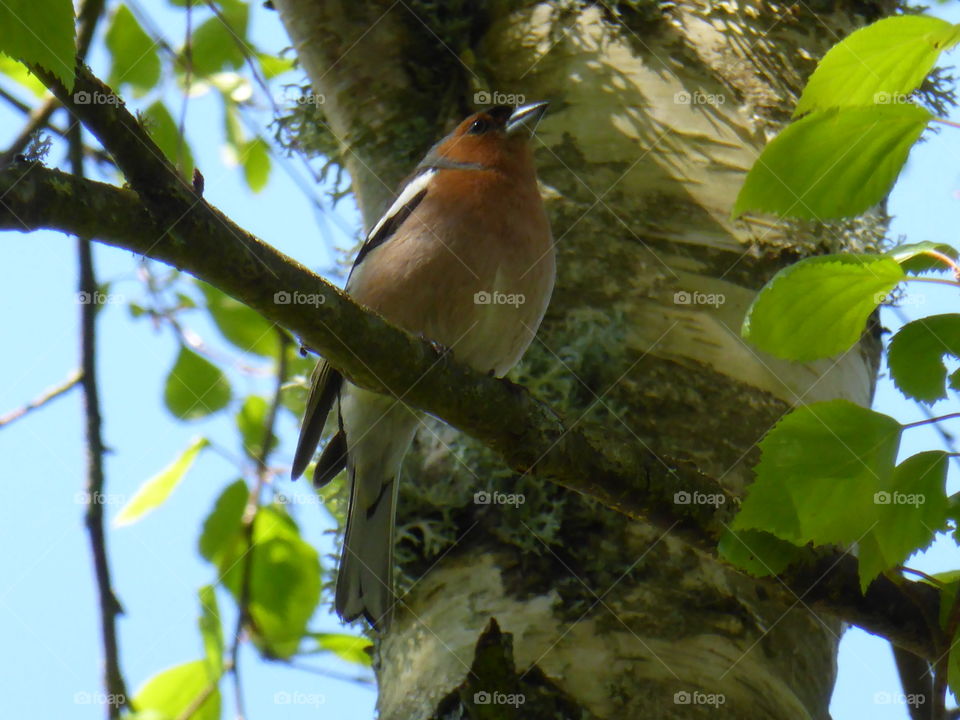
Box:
xmin=0 ymin=369 xmax=82 ymax=427
xmin=0 ymin=97 xmax=59 ymax=164
xmin=69 ymin=6 xmax=126 ymax=714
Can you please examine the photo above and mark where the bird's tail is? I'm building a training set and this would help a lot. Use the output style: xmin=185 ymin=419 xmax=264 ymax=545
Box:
xmin=335 ymin=466 xmax=401 ymax=628
xmin=334 ymin=387 xmax=418 ymax=630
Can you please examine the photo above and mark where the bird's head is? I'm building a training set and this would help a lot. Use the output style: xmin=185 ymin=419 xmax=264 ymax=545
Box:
xmin=424 ymin=102 xmax=548 ymax=177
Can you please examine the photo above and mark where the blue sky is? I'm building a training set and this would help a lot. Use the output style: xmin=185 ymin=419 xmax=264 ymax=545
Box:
xmin=0 ymin=2 xmax=958 ymax=719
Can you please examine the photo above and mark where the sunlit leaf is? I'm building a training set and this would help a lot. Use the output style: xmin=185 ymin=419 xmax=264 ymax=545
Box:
xmin=131 ymin=659 xmax=220 ymax=720
xmin=198 ymin=585 xmax=224 ymax=676
xmin=795 ymin=15 xmax=960 ymax=116
xmin=734 ymin=104 xmax=931 ymax=220
xmin=114 ymin=437 xmax=208 ymax=526
xmin=742 ymin=254 xmax=904 ymax=361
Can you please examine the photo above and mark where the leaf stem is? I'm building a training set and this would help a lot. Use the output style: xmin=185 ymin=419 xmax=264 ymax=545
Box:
xmin=903 ymin=413 xmax=960 ymax=430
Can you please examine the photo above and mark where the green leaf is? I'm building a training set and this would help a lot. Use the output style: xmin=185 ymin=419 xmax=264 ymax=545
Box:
xmin=888 ymin=314 xmax=960 ymax=403
xmin=886 ymin=241 xmax=959 ymax=274
xmin=199 ymin=480 xmax=249 ymax=564
xmin=0 ymin=55 xmax=48 ymax=97
xmin=308 ymin=633 xmax=372 ymax=666
xmin=733 ymin=400 xmax=901 ymax=546
xmin=106 ymin=5 xmax=160 ymax=93
xmin=236 ymin=395 xmax=277 ymax=460
xmin=795 ymin=15 xmax=960 ymax=116
xmin=198 ymin=585 xmax=224 ymax=676
xmin=188 ymin=0 xmax=249 ymax=77
xmin=717 ymin=527 xmax=804 ymax=577
xmin=220 ymin=506 xmax=320 ymax=658
xmin=733 ymin=104 xmax=931 ymax=220
xmin=199 ymin=282 xmax=279 ymax=358
xmin=241 ymin=137 xmax=271 ymax=192
xmin=257 ymin=53 xmax=294 ymax=79
xmin=0 ymin=0 xmax=75 ymax=89
xmin=143 ymin=101 xmax=194 ymax=179
xmin=114 ymin=437 xmax=208 ymax=527
xmin=856 ymin=451 xmax=949 ymax=591
xmin=164 ymin=345 xmax=232 ymax=420
xmin=742 ymin=254 xmax=904 ymax=361
xmin=131 ymin=659 xmax=220 ymax=720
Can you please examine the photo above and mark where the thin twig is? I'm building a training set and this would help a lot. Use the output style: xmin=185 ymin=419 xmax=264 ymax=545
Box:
xmin=0 ymin=369 xmax=82 ymax=427
xmin=903 ymin=413 xmax=960 ymax=430
xmin=0 ymin=97 xmax=59 ymax=164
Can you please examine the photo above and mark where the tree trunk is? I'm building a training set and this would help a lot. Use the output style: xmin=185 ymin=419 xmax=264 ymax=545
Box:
xmin=272 ymin=1 xmax=896 ymax=717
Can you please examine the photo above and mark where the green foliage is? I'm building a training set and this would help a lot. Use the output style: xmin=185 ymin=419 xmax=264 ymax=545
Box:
xmin=199 ymin=281 xmax=279 ymax=358
xmin=888 ymin=314 xmax=960 ymax=404
xmin=198 ymin=585 xmax=224 ymax=676
xmin=188 ymin=0 xmax=249 ymax=77
xmin=306 ymin=633 xmax=373 ymax=666
xmin=236 ymin=395 xmax=272 ymax=460
xmin=130 ymin=659 xmax=221 ymax=720
xmin=216 ymin=505 xmax=321 ymax=658
xmin=742 ymin=254 xmax=904 ymax=361
xmin=199 ymin=480 xmax=249 ymax=564
xmin=114 ymin=437 xmax=209 ymax=527
xmin=106 ymin=5 xmax=160 ymax=93
xmin=164 ymin=345 xmax=232 ymax=420
xmin=735 ymin=15 xmax=960 ymax=220
xmin=0 ymin=0 xmax=75 ymax=89
xmin=733 ymin=401 xmax=949 ymax=590
xmin=241 ymin=137 xmax=271 ymax=192
xmin=733 ymin=104 xmax=931 ymax=220
xmin=794 ymin=15 xmax=960 ymax=116
xmin=717 ymin=528 xmax=803 ymax=577
xmin=143 ymin=100 xmax=195 ymax=178
xmin=887 ymin=241 xmax=960 ymax=274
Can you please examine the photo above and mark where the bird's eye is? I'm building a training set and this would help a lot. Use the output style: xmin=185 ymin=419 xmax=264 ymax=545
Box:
xmin=468 ymin=118 xmax=489 ymax=135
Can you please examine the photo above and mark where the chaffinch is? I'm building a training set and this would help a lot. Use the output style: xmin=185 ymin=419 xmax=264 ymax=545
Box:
xmin=292 ymin=102 xmax=555 ymax=630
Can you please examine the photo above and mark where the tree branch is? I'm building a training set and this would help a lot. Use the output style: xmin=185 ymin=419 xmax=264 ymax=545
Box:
xmin=0 ymin=369 xmax=82 ymax=427
xmin=0 ymin=160 xmax=941 ymax=660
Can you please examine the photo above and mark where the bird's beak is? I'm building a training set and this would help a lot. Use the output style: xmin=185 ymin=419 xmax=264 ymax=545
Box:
xmin=506 ymin=101 xmax=549 ymax=137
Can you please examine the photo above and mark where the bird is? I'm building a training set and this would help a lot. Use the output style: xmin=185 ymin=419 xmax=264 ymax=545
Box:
xmin=291 ymin=102 xmax=555 ymax=630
